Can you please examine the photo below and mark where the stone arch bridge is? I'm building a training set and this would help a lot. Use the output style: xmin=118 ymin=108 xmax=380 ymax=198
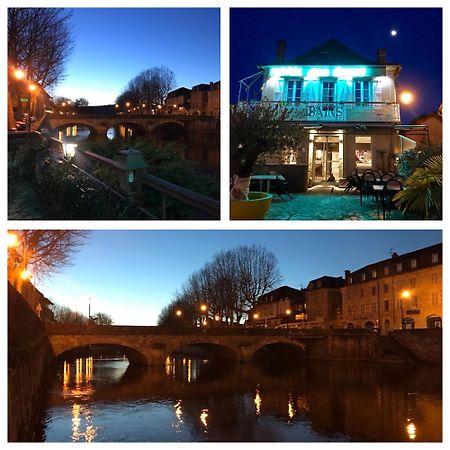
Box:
xmin=46 ymin=324 xmax=315 ymax=366
xmin=42 ymin=114 xmax=218 ymax=141
xmin=46 ymin=324 xmax=378 ymax=366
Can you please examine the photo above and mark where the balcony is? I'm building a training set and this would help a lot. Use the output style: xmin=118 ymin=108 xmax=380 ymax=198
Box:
xmin=258 ymin=101 xmax=401 ymax=123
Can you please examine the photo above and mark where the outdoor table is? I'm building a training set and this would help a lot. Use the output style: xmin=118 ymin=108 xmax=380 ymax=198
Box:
xmin=252 ymin=174 xmax=286 ymax=192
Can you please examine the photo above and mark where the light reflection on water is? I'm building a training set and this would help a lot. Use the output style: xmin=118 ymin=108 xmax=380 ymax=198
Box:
xmin=37 ymin=357 xmax=442 ymax=442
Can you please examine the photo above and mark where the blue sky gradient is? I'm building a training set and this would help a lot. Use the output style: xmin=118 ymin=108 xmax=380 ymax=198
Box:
xmin=54 ymin=8 xmax=220 ymax=105
xmin=36 ymin=230 xmax=442 ymax=326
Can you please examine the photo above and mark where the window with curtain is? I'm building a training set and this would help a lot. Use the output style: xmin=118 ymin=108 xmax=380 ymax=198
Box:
xmin=355 ymin=80 xmax=371 ymax=103
xmin=286 ymin=79 xmax=302 ymax=102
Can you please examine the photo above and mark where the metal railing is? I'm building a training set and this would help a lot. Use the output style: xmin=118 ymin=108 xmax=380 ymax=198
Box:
xmin=82 ymin=150 xmax=220 ymax=220
xmin=253 ymin=101 xmax=401 ymax=123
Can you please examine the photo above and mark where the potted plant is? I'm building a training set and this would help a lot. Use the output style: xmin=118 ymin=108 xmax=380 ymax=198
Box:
xmin=230 ymin=101 xmax=305 ymax=219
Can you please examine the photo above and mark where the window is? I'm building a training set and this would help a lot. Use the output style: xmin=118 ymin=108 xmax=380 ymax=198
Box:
xmin=397 ymin=262 xmax=402 ymax=273
xmin=354 ymin=80 xmax=371 ymax=103
xmin=348 ymin=277 xmax=353 ymax=285
xmin=361 ymin=273 xmax=366 ymax=281
xmin=286 ymin=79 xmax=302 ymax=102
xmin=384 ymin=300 xmax=389 ymax=312
xmin=410 ymin=258 xmax=417 ymax=269
xmin=372 ymin=270 xmax=377 ymax=279
xmin=431 ymin=292 xmax=439 ymax=306
xmin=322 ymin=81 xmax=335 ymax=103
xmin=384 ymin=284 xmax=389 ymax=293
xmin=384 ymin=266 xmax=389 ymax=276
xmin=432 ymin=253 xmax=439 ymax=263
xmin=372 ymin=303 xmax=377 ymax=313
xmin=360 ymin=304 xmax=365 ymax=315
xmin=347 ymin=305 xmax=352 ymax=317
xmin=372 ymin=286 xmax=377 ymax=296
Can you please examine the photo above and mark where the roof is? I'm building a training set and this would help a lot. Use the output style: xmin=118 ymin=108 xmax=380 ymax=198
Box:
xmin=167 ymin=87 xmax=191 ymax=97
xmin=261 ymin=39 xmax=398 ymax=67
xmin=308 ymin=276 xmax=344 ymax=290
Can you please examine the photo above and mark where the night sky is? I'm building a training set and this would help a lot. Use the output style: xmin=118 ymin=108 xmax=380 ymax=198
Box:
xmin=36 ymin=230 xmax=442 ymax=326
xmin=54 ymin=8 xmax=220 ymax=105
xmin=230 ymin=8 xmax=442 ymax=124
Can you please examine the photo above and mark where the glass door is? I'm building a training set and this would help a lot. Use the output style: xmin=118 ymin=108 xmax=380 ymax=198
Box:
xmin=312 ymin=135 xmax=341 ymax=183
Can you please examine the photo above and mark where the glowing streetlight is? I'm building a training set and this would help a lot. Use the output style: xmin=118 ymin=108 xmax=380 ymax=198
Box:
xmin=200 ymin=304 xmax=208 ymax=312
xmin=7 ymin=232 xmax=19 ymax=248
xmin=14 ymin=69 xmax=25 ymax=80
xmin=253 ymin=313 xmax=259 ymax=320
xmin=176 ymin=309 xmax=182 ymax=317
xmin=401 ymin=290 xmax=411 ymax=299
xmin=115 ymin=104 xmax=119 ymax=108
xmin=400 ymin=91 xmax=413 ymax=105
xmin=20 ymin=268 xmax=32 ymax=280
xmin=126 ymin=102 xmax=130 ymax=107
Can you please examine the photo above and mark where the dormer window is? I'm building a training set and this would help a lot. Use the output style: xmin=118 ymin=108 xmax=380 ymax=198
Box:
xmin=286 ymin=79 xmax=302 ymax=102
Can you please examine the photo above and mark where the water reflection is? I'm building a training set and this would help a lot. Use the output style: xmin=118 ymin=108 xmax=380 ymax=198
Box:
xmin=37 ymin=357 xmax=442 ymax=442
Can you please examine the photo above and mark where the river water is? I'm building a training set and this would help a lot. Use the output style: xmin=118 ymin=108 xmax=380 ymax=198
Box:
xmin=35 ymin=357 xmax=442 ymax=442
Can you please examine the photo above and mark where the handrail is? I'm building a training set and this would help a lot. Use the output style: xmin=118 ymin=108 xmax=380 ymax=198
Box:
xmin=82 ymin=150 xmax=220 ymax=219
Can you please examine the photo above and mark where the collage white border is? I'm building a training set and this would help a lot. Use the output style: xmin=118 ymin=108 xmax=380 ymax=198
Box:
xmin=1 ymin=0 xmax=447 ymax=447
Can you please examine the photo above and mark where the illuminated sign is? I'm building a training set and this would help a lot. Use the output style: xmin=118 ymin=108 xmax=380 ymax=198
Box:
xmin=308 ymin=105 xmax=344 ymax=118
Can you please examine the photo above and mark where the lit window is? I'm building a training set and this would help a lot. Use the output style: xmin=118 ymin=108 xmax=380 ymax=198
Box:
xmin=397 ymin=262 xmax=402 ymax=272
xmin=384 ymin=266 xmax=389 ymax=276
xmin=410 ymin=258 xmax=417 ymax=269
xmin=286 ymin=79 xmax=303 ymax=102
xmin=348 ymin=277 xmax=353 ymax=284
xmin=354 ymin=80 xmax=371 ymax=103
xmin=372 ymin=270 xmax=377 ymax=279
xmin=432 ymin=253 xmax=439 ymax=263
xmin=361 ymin=273 xmax=366 ymax=281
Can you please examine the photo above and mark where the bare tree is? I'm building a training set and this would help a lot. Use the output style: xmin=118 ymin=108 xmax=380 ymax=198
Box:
xmin=8 ymin=8 xmax=75 ymax=88
xmin=8 ymin=230 xmax=88 ymax=282
xmin=75 ymin=97 xmax=89 ymax=107
xmin=51 ymin=303 xmax=88 ymax=324
xmin=161 ymin=244 xmax=282 ymax=327
xmin=116 ymin=66 xmax=176 ymax=111
xmin=94 ymin=312 xmax=113 ymax=325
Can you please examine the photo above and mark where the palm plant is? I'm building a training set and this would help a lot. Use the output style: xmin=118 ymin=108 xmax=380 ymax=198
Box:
xmin=394 ymin=155 xmax=442 ymax=219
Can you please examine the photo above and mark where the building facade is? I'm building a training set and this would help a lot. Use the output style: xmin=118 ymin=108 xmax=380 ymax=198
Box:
xmin=249 ymin=285 xmax=305 ymax=327
xmin=166 ymin=87 xmax=191 ymax=112
xmin=305 ymin=276 xmax=343 ymax=326
xmin=257 ymin=39 xmax=427 ymax=182
xmin=340 ymin=244 xmax=442 ymax=334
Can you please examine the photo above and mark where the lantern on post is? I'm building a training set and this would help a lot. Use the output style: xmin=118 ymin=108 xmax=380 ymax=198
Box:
xmin=117 ymin=148 xmax=149 ymax=198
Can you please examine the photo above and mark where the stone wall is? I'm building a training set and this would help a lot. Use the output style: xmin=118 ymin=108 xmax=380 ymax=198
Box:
xmin=8 ymin=283 xmax=53 ymax=442
xmin=389 ymin=329 xmax=442 ymax=364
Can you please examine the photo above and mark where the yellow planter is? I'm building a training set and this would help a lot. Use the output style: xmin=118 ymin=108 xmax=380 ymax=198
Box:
xmin=230 ymin=192 xmax=273 ymax=220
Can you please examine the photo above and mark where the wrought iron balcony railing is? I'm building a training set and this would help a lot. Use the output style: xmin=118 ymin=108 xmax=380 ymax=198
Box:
xmin=255 ymin=101 xmax=401 ymax=123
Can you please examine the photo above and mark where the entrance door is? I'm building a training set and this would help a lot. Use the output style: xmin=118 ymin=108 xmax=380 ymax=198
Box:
xmin=312 ymin=135 xmax=340 ymax=183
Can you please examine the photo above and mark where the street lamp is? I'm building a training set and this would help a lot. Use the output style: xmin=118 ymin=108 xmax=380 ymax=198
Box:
xmin=400 ymin=290 xmax=410 ymax=329
xmin=176 ymin=309 xmax=182 ymax=317
xmin=14 ymin=69 xmax=25 ymax=80
xmin=7 ymin=232 xmax=19 ymax=248
xmin=400 ymin=91 xmax=413 ymax=105
xmin=285 ymin=309 xmax=292 ymax=331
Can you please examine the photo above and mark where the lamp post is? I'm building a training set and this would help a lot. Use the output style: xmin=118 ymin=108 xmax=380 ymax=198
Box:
xmin=285 ymin=309 xmax=292 ymax=332
xmin=27 ymin=83 xmax=37 ymax=130
xmin=400 ymin=290 xmax=410 ymax=330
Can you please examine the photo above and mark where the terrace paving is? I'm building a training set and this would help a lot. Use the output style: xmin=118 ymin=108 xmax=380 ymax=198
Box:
xmin=265 ymin=185 xmax=407 ymax=220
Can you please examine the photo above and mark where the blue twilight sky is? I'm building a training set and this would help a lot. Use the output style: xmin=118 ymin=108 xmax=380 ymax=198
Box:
xmin=53 ymin=8 xmax=220 ymax=105
xmin=35 ymin=230 xmax=442 ymax=326
xmin=230 ymin=8 xmax=442 ymax=124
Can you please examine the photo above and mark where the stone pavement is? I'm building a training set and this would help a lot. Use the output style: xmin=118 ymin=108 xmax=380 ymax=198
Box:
xmin=265 ymin=186 xmax=407 ymax=220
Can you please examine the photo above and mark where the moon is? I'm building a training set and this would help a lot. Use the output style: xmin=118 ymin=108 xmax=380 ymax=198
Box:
xmin=390 ymin=29 xmax=398 ymax=37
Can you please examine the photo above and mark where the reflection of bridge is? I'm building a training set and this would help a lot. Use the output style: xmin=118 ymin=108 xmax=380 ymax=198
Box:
xmin=42 ymin=114 xmax=219 ymax=140
xmin=46 ymin=324 xmax=380 ymax=366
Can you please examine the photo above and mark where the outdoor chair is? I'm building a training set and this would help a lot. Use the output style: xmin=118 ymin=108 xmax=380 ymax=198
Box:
xmin=342 ymin=169 xmax=361 ymax=192
xmin=382 ymin=178 xmax=404 ymax=219
xmin=381 ymin=173 xmax=393 ymax=182
xmin=360 ymin=172 xmax=376 ymax=205
xmin=270 ymin=176 xmax=294 ymax=200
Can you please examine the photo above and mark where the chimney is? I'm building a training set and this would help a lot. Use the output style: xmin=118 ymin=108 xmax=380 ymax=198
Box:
xmin=276 ymin=40 xmax=286 ymax=63
xmin=391 ymin=252 xmax=399 ymax=258
xmin=344 ymin=270 xmax=351 ymax=278
xmin=377 ymin=48 xmax=387 ymax=64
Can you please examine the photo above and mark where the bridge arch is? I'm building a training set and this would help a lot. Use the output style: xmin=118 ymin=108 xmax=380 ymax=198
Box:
xmin=51 ymin=122 xmax=98 ymax=141
xmin=250 ymin=339 xmax=307 ymax=362
xmin=48 ymin=335 xmax=150 ymax=366
xmin=114 ymin=121 xmax=146 ymax=139
xmin=150 ymin=121 xmax=185 ymax=141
